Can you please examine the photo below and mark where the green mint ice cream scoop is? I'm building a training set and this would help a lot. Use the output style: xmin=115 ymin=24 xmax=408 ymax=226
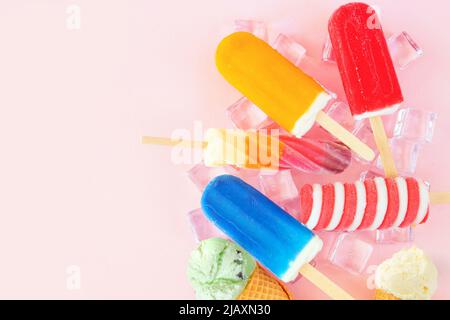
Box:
xmin=187 ymin=237 xmax=256 ymax=300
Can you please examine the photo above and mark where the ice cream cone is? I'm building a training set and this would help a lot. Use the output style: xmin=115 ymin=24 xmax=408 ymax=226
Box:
xmin=374 ymin=289 xmax=400 ymax=300
xmin=237 ymin=265 xmax=292 ymax=300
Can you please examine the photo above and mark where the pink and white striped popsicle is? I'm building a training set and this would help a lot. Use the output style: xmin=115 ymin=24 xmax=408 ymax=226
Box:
xmin=299 ymin=177 xmax=429 ymax=231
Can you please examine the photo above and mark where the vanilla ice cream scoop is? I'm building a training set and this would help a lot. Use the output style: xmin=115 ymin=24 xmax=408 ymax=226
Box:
xmin=375 ymin=247 xmax=438 ymax=300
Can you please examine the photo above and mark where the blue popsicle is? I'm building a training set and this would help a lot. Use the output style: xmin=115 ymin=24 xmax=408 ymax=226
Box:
xmin=201 ymin=175 xmax=323 ymax=282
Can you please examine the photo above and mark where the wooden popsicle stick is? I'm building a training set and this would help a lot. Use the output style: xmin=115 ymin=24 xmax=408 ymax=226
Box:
xmin=316 ymin=111 xmax=375 ymax=162
xmin=369 ymin=116 xmax=398 ymax=178
xmin=299 ymin=263 xmax=354 ymax=300
xmin=430 ymin=192 xmax=450 ymax=205
xmin=141 ymin=136 xmax=207 ymax=148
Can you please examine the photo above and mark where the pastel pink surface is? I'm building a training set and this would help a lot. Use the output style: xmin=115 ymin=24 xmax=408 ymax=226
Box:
xmin=0 ymin=0 xmax=449 ymax=300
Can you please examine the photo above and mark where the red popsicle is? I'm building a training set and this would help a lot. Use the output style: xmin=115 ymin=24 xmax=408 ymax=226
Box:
xmin=328 ymin=2 xmax=403 ymax=120
xmin=328 ymin=2 xmax=403 ymax=177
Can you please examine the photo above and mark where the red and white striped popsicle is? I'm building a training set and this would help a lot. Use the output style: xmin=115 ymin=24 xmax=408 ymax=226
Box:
xmin=299 ymin=177 xmax=429 ymax=231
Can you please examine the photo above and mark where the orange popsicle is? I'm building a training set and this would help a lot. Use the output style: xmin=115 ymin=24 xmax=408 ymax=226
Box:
xmin=217 ymin=32 xmax=330 ymax=137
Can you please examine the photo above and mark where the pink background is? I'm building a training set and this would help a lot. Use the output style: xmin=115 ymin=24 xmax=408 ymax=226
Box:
xmin=0 ymin=0 xmax=449 ymax=299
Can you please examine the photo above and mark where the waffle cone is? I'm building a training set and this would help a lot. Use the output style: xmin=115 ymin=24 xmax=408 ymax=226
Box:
xmin=237 ymin=265 xmax=292 ymax=300
xmin=374 ymin=289 xmax=400 ymax=300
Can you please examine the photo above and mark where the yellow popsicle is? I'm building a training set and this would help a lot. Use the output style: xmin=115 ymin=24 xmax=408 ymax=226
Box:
xmin=216 ymin=32 xmax=331 ymax=137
